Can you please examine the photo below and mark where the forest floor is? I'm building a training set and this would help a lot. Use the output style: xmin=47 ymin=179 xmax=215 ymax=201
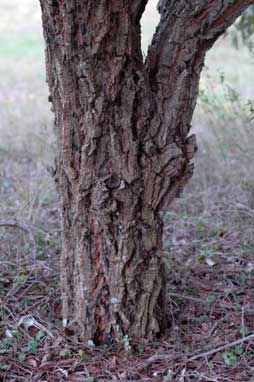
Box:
xmin=1 ymin=1 xmax=254 ymax=381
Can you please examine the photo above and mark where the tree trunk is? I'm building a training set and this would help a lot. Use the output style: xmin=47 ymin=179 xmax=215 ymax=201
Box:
xmin=39 ymin=0 xmax=252 ymax=344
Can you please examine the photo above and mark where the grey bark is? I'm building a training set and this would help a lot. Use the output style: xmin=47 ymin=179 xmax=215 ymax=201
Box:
xmin=39 ymin=0 xmax=252 ymax=344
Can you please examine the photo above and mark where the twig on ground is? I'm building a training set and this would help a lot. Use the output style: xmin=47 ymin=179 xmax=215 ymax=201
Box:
xmin=3 ymin=269 xmax=34 ymax=303
xmin=169 ymin=293 xmax=254 ymax=314
xmin=0 ymin=218 xmax=37 ymax=262
xmin=144 ymin=333 xmax=254 ymax=367
xmin=187 ymin=332 xmax=254 ymax=362
xmin=169 ymin=293 xmax=206 ymax=304
xmin=144 ymin=353 xmax=181 ymax=367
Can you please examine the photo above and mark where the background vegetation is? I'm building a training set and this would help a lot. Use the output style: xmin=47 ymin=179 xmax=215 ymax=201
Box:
xmin=0 ymin=1 xmax=254 ymax=380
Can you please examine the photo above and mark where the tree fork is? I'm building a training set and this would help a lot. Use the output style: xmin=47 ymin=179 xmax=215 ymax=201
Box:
xmin=39 ymin=0 xmax=253 ymax=343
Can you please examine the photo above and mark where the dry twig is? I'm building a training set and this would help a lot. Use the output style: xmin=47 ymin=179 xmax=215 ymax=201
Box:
xmin=187 ymin=332 xmax=254 ymax=362
xmin=144 ymin=332 xmax=254 ymax=367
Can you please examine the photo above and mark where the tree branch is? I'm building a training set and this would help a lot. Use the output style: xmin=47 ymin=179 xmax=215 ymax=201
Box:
xmin=139 ymin=0 xmax=253 ymax=211
xmin=145 ymin=0 xmax=253 ymax=147
xmin=147 ymin=0 xmax=253 ymax=77
xmin=197 ymin=0 xmax=254 ymax=42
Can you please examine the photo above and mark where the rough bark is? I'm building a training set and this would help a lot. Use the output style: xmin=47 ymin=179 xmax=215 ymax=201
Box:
xmin=39 ymin=0 xmax=252 ymax=344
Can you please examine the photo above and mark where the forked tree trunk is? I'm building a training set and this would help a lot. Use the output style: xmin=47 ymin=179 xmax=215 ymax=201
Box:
xmin=39 ymin=0 xmax=252 ymax=344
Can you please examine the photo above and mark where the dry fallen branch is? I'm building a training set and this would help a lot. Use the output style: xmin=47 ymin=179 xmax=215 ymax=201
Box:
xmin=0 ymin=218 xmax=37 ymax=262
xmin=187 ymin=332 xmax=254 ymax=362
xmin=169 ymin=292 xmax=206 ymax=304
xmin=144 ymin=353 xmax=181 ymax=367
xmin=144 ymin=332 xmax=254 ymax=367
xmin=3 ymin=269 xmax=34 ymax=303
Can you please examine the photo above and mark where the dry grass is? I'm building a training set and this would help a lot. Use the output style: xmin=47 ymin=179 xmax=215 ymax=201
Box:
xmin=1 ymin=1 xmax=254 ymax=381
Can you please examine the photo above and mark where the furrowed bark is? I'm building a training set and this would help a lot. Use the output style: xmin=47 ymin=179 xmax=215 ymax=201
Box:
xmin=144 ymin=0 xmax=253 ymax=210
xmin=39 ymin=0 xmax=252 ymax=343
xmin=131 ymin=0 xmax=149 ymax=21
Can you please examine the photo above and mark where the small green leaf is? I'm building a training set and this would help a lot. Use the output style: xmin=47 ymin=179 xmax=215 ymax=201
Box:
xmin=59 ymin=348 xmax=71 ymax=358
xmin=163 ymin=370 xmax=173 ymax=381
xmin=0 ymin=363 xmax=10 ymax=371
xmin=238 ymin=274 xmax=246 ymax=285
xmin=87 ymin=340 xmax=95 ymax=349
xmin=240 ymin=326 xmax=250 ymax=336
xmin=18 ymin=352 xmax=26 ymax=362
xmin=234 ymin=346 xmax=244 ymax=356
xmin=123 ymin=335 xmax=131 ymax=352
xmin=22 ymin=339 xmax=38 ymax=354
xmin=12 ymin=330 xmax=23 ymax=340
xmin=136 ymin=343 xmax=144 ymax=354
xmin=246 ymin=352 xmax=254 ymax=360
xmin=221 ymin=351 xmax=237 ymax=366
xmin=18 ymin=274 xmax=27 ymax=283
xmin=206 ymin=295 xmax=216 ymax=305
xmin=2 ymin=337 xmax=13 ymax=348
xmin=29 ymin=339 xmax=38 ymax=353
xmin=35 ymin=330 xmax=46 ymax=341
xmin=78 ymin=349 xmax=86 ymax=361
xmin=86 ymin=377 xmax=95 ymax=382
